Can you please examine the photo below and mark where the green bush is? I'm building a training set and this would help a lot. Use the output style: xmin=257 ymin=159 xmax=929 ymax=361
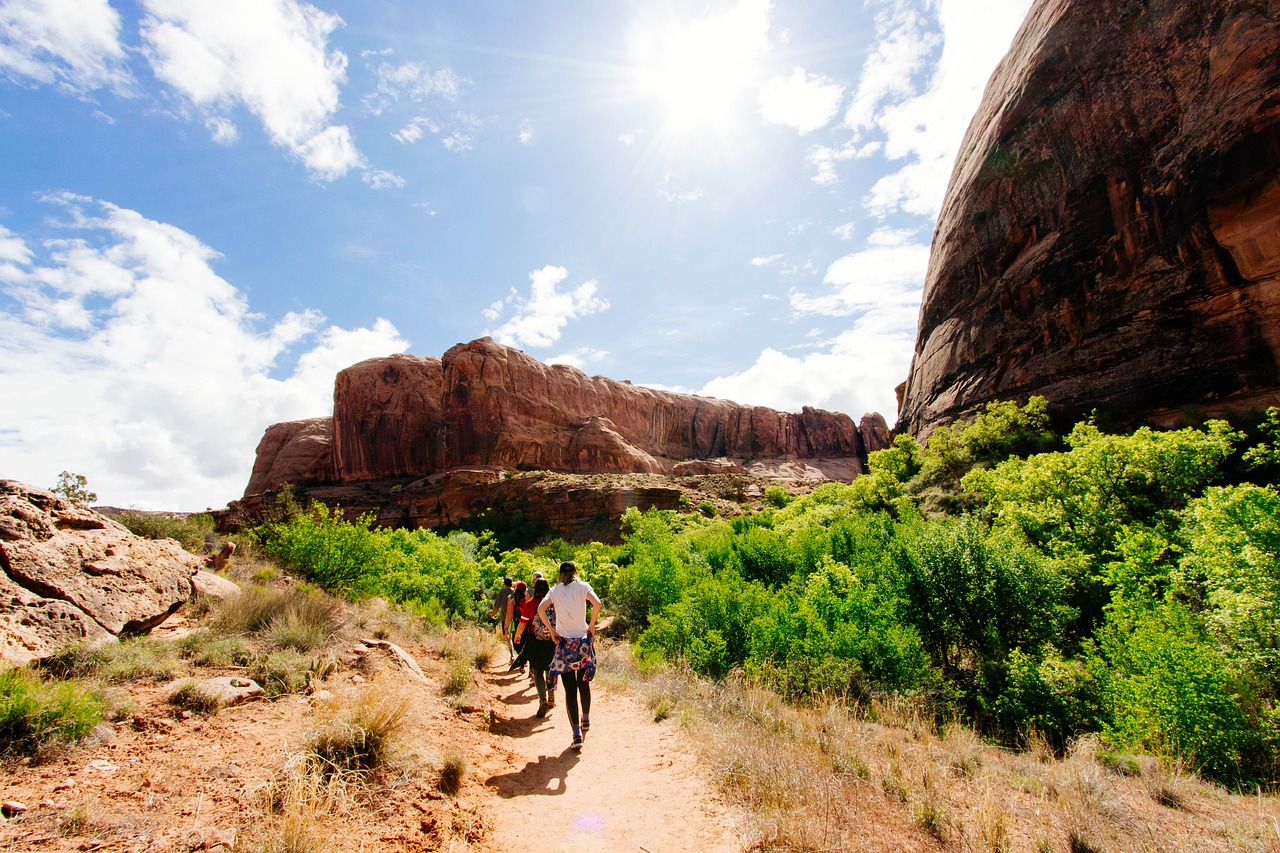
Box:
xmin=0 ymin=666 xmax=103 ymax=757
xmin=116 ymin=511 xmax=215 ymax=553
xmin=763 ymin=486 xmax=792 ymax=508
xmin=984 ymin=647 xmax=1103 ymax=750
xmin=1101 ymin=607 xmax=1255 ymax=783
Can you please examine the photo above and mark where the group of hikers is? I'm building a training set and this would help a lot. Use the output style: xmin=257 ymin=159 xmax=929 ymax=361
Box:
xmin=490 ymin=561 xmax=601 ymax=750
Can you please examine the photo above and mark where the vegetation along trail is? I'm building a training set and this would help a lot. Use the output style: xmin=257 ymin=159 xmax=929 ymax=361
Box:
xmin=472 ymin=657 xmax=744 ymax=852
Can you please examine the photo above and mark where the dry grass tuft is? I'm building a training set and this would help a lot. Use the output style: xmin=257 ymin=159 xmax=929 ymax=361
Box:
xmin=439 ymin=750 xmax=467 ymax=795
xmin=305 ymin=683 xmax=410 ymax=777
xmin=166 ymin=679 xmax=222 ymax=715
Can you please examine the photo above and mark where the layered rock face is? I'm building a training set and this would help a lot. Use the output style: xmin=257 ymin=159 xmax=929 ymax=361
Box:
xmin=247 ymin=337 xmax=889 ymax=495
xmin=899 ymin=0 xmax=1280 ymax=435
xmin=0 ymin=480 xmax=203 ymax=665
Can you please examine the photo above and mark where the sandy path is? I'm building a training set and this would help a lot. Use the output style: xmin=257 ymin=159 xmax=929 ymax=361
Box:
xmin=472 ymin=665 xmax=746 ymax=853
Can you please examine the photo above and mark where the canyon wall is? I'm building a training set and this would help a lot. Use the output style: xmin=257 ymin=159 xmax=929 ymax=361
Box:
xmin=246 ymin=337 xmax=889 ymax=497
xmin=899 ymin=0 xmax=1280 ymax=435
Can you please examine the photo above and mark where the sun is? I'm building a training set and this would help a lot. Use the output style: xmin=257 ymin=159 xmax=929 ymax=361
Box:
xmin=628 ymin=3 xmax=770 ymax=136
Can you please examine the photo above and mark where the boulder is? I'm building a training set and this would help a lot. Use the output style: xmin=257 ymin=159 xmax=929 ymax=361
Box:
xmin=192 ymin=570 xmax=240 ymax=600
xmin=0 ymin=480 xmax=202 ymax=665
xmin=899 ymin=0 xmax=1280 ymax=435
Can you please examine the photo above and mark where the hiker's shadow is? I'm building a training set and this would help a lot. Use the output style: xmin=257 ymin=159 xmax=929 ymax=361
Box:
xmin=486 ymin=748 xmax=582 ymax=797
xmin=489 ymin=670 xmax=538 ymax=707
xmin=489 ymin=712 xmax=552 ymax=739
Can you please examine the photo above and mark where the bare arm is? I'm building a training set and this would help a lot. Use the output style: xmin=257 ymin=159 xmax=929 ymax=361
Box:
xmin=587 ymin=589 xmax=602 ymax=636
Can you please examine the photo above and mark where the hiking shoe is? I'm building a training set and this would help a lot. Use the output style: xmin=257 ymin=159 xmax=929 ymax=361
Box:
xmin=571 ymin=734 xmax=583 ymax=750
xmin=580 ymin=718 xmax=590 ymax=732
xmin=536 ymin=701 xmax=549 ymax=719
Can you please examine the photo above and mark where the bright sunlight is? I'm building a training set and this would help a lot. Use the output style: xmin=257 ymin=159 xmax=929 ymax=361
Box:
xmin=628 ymin=1 xmax=771 ymax=135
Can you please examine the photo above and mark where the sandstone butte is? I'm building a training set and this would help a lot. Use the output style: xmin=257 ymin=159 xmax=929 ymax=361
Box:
xmin=236 ymin=338 xmax=890 ymax=534
xmin=898 ymin=0 xmax=1280 ymax=436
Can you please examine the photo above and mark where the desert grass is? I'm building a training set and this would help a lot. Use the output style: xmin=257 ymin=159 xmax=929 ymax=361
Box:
xmin=213 ymin=584 xmax=342 ymax=642
xmin=305 ymin=681 xmax=410 ymax=776
xmin=0 ymin=665 xmax=104 ymax=758
xmin=165 ymin=679 xmax=222 ymax=715
xmin=438 ymin=749 xmax=467 ymax=795
xmin=433 ymin=623 xmax=501 ymax=671
xmin=611 ymin=658 xmax=1280 ymax=852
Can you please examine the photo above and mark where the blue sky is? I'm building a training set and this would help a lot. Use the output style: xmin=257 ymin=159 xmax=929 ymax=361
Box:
xmin=0 ymin=0 xmax=1031 ymax=509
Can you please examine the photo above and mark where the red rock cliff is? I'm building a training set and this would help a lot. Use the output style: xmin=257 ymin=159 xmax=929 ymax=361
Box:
xmin=899 ymin=0 xmax=1280 ymax=435
xmin=245 ymin=338 xmax=888 ymax=496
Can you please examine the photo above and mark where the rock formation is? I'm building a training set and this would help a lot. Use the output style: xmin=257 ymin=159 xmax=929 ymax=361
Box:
xmin=0 ymin=480 xmax=203 ymax=665
xmin=247 ymin=338 xmax=889 ymax=494
xmin=898 ymin=0 xmax=1280 ymax=435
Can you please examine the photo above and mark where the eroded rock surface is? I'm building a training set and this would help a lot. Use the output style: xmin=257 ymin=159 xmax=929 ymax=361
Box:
xmin=0 ymin=480 xmax=202 ymax=665
xmin=248 ymin=338 xmax=889 ymax=494
xmin=899 ymin=0 xmax=1280 ymax=435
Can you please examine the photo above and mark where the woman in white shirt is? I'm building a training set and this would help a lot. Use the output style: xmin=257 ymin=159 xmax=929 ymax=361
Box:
xmin=538 ymin=560 xmax=601 ymax=750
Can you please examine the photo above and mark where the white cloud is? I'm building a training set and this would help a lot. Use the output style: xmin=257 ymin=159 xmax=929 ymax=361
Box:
xmin=790 ymin=227 xmax=930 ymax=317
xmin=205 ymin=115 xmax=239 ymax=144
xmin=843 ymin=2 xmax=938 ymax=136
xmin=0 ymin=195 xmax=407 ymax=509
xmin=0 ymin=0 xmax=130 ymax=92
xmin=750 ymin=254 xmax=783 ymax=266
xmin=140 ymin=0 xmax=363 ymax=180
xmin=841 ymin=0 xmax=1032 ymax=216
xmin=618 ymin=132 xmax=638 ymax=145
xmin=518 ymin=119 xmax=533 ymax=144
xmin=486 ymin=265 xmax=609 ymax=349
xmin=831 ymin=222 xmax=855 ymax=240
xmin=758 ymin=67 xmax=844 ymax=134
xmin=361 ymin=168 xmax=405 ymax=190
xmin=546 ymin=346 xmax=610 ymax=371
xmin=699 ymin=317 xmax=911 ymax=420
xmin=659 ymin=184 xmax=704 ymax=204
xmin=363 ymin=58 xmax=461 ymax=115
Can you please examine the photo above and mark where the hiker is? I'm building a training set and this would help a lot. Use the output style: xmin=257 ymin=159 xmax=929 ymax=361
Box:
xmin=507 ymin=581 xmax=529 ymax=669
xmin=490 ymin=576 xmax=515 ymax=662
xmin=512 ymin=577 xmax=557 ymax=717
xmin=538 ymin=560 xmax=601 ymax=750
xmin=509 ymin=571 xmax=546 ymax=672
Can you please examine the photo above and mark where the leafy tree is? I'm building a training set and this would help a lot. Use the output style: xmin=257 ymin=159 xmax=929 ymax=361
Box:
xmin=1100 ymin=606 xmax=1254 ymax=784
xmin=891 ymin=516 xmax=1063 ymax=676
xmin=51 ymin=470 xmax=96 ymax=504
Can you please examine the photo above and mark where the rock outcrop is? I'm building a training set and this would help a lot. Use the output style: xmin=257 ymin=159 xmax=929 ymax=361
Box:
xmin=0 ymin=480 xmax=203 ymax=665
xmin=899 ymin=0 xmax=1280 ymax=435
xmin=248 ymin=338 xmax=889 ymax=494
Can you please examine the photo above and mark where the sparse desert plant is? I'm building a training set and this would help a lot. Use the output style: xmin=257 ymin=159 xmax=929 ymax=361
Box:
xmin=250 ymin=650 xmax=313 ymax=696
xmin=651 ymin=696 xmax=673 ymax=722
xmin=115 ymin=510 xmax=215 ymax=553
xmin=439 ymin=750 xmax=467 ymax=794
xmin=42 ymin=636 xmax=179 ymax=683
xmin=177 ymin=631 xmax=253 ymax=667
xmin=214 ymin=584 xmax=341 ymax=649
xmin=305 ymin=684 xmax=410 ymax=776
xmin=166 ymin=679 xmax=222 ymax=715
xmin=0 ymin=665 xmax=104 ymax=757
xmin=257 ymin=751 xmax=356 ymax=853
xmin=441 ymin=660 xmax=472 ymax=698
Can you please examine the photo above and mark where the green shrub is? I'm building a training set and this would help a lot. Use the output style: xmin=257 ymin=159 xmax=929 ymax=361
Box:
xmin=984 ymin=647 xmax=1103 ymax=750
xmin=249 ymin=650 xmax=313 ymax=696
xmin=763 ymin=486 xmax=792 ymax=508
xmin=0 ymin=666 xmax=103 ymax=756
xmin=1101 ymin=607 xmax=1254 ymax=783
xmin=697 ymin=501 xmax=717 ymax=517
xmin=116 ymin=510 xmax=215 ymax=553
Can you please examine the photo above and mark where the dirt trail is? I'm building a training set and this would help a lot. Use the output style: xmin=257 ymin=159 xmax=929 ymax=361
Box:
xmin=470 ymin=665 xmax=746 ymax=853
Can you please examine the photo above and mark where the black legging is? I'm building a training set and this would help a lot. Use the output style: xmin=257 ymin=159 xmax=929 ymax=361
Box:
xmin=561 ymin=669 xmax=591 ymax=730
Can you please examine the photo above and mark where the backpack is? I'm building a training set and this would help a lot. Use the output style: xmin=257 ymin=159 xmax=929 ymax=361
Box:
xmin=532 ymin=602 xmax=555 ymax=641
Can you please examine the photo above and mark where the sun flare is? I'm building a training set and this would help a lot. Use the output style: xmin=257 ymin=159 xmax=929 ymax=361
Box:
xmin=629 ymin=2 xmax=770 ymax=135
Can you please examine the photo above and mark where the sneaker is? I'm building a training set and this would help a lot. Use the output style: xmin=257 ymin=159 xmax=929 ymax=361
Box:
xmin=536 ymin=701 xmax=549 ymax=719
xmin=580 ymin=718 xmax=590 ymax=732
xmin=571 ymin=733 xmax=583 ymax=750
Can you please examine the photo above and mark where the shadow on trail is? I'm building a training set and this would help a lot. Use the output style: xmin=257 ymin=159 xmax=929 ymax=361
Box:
xmin=485 ymin=748 xmax=582 ymax=797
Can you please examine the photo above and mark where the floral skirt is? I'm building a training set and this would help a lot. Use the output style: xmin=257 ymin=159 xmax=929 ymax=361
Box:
xmin=548 ymin=636 xmax=596 ymax=690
